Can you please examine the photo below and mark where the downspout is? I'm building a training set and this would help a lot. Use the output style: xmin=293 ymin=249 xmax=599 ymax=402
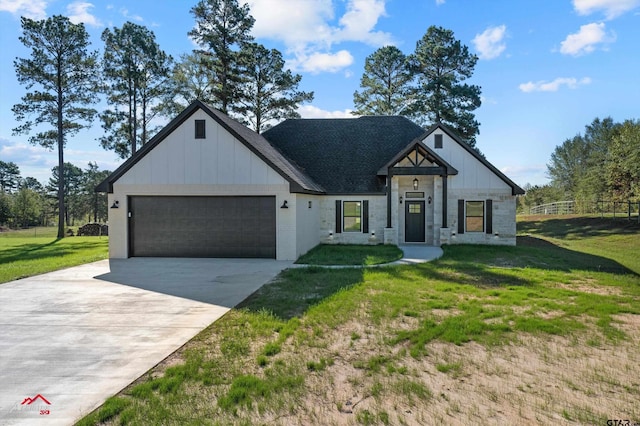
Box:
xmin=441 ymin=174 xmax=448 ymax=228
xmin=386 ymin=174 xmax=392 ymax=228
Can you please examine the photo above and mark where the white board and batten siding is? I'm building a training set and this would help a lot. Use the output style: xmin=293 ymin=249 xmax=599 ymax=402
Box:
xmin=108 ymin=109 xmax=299 ymax=260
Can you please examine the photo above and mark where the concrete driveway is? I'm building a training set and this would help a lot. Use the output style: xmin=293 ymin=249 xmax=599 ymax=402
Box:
xmin=0 ymin=258 xmax=292 ymax=426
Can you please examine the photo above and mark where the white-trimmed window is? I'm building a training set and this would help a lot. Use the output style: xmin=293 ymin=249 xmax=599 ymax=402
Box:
xmin=343 ymin=201 xmax=362 ymax=232
xmin=465 ymin=201 xmax=484 ymax=232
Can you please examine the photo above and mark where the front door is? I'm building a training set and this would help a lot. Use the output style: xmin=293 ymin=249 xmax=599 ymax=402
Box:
xmin=405 ymin=200 xmax=425 ymax=242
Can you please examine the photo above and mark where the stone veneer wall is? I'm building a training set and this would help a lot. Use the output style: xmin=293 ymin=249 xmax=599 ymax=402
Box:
xmin=318 ymin=195 xmax=387 ymax=244
xmin=447 ymin=188 xmax=517 ymax=246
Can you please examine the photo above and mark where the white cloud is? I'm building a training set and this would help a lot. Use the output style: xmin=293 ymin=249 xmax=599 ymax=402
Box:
xmin=560 ymin=22 xmax=615 ymax=56
xmin=67 ymin=2 xmax=102 ymax=27
xmin=573 ymin=0 xmax=640 ymax=19
xmin=242 ymin=0 xmax=392 ymax=73
xmin=519 ymin=77 xmax=592 ymax=93
xmin=435 ymin=0 xmax=445 ymax=4
xmin=334 ymin=0 xmax=391 ymax=46
xmin=289 ymin=50 xmax=354 ymax=74
xmin=0 ymin=0 xmax=47 ymax=19
xmin=298 ymin=105 xmax=355 ymax=119
xmin=473 ymin=25 xmax=507 ymax=60
xmin=120 ymin=7 xmax=143 ymax=22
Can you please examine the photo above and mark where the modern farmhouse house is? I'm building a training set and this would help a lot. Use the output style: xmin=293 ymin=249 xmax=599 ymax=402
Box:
xmin=96 ymin=100 xmax=524 ymax=260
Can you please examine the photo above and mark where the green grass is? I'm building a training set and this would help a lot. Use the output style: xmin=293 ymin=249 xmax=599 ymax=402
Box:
xmin=0 ymin=228 xmax=108 ymax=283
xmin=295 ymin=243 xmax=403 ymax=265
xmin=78 ymin=216 xmax=640 ymax=425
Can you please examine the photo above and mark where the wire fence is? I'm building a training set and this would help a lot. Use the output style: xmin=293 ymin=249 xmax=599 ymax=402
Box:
xmin=529 ymin=200 xmax=640 ymax=222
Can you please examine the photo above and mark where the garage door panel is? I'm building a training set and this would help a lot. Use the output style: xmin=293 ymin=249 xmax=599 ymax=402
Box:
xmin=129 ymin=196 xmax=276 ymax=258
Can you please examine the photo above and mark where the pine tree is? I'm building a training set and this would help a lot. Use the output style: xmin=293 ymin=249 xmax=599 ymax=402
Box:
xmin=410 ymin=26 xmax=482 ymax=146
xmin=188 ymin=0 xmax=255 ymax=114
xmin=236 ymin=43 xmax=314 ymax=133
xmin=12 ymin=16 xmax=100 ymax=238
xmin=101 ymin=22 xmax=173 ymax=158
xmin=352 ymin=46 xmax=413 ymax=116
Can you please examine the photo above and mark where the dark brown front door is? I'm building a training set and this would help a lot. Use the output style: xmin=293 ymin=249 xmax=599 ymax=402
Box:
xmin=129 ymin=196 xmax=276 ymax=258
xmin=405 ymin=200 xmax=425 ymax=243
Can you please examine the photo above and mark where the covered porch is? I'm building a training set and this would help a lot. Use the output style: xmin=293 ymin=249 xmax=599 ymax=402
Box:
xmin=379 ymin=141 xmax=458 ymax=246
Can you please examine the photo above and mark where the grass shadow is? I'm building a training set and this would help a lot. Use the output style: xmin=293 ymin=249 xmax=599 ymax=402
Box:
xmin=0 ymin=238 xmax=106 ymax=265
xmin=237 ymin=266 xmax=365 ymax=321
xmin=519 ymin=216 xmax=640 ymax=239
xmin=515 ymin=235 xmax=636 ymax=275
xmin=236 ymin=235 xmax=636 ymax=322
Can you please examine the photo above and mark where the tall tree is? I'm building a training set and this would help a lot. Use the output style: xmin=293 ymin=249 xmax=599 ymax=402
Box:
xmin=606 ymin=120 xmax=640 ymax=200
xmin=188 ymin=0 xmax=255 ymax=114
xmin=352 ymin=46 xmax=413 ymax=116
xmin=19 ymin=177 xmax=44 ymax=192
xmin=410 ymin=26 xmax=482 ymax=146
xmin=159 ymin=52 xmax=217 ymax=117
xmin=47 ymin=163 xmax=84 ymax=226
xmin=12 ymin=15 xmax=99 ymax=238
xmin=0 ymin=192 xmax=11 ymax=225
xmin=82 ymin=162 xmax=111 ymax=222
xmin=547 ymin=135 xmax=591 ymax=198
xmin=0 ymin=161 xmax=21 ymax=194
xmin=101 ymin=22 xmax=173 ymax=158
xmin=12 ymin=187 xmax=42 ymax=228
xmin=236 ymin=43 xmax=314 ymax=133
xmin=580 ymin=117 xmax=620 ymax=199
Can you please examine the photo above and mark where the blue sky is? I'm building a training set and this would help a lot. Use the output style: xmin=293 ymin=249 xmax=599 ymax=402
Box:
xmin=1 ymin=0 xmax=639 ymax=187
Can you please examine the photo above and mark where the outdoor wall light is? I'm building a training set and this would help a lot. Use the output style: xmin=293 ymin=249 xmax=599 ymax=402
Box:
xmin=110 ymin=200 xmax=119 ymax=209
xmin=428 ymin=196 xmax=432 ymax=204
xmin=281 ymin=200 xmax=288 ymax=208
xmin=308 ymin=201 xmax=312 ymax=209
xmin=413 ymin=178 xmax=419 ymax=190
xmin=371 ymin=230 xmax=376 ymax=237
xmin=494 ymin=232 xmax=500 ymax=238
xmin=399 ymin=195 xmax=403 ymax=204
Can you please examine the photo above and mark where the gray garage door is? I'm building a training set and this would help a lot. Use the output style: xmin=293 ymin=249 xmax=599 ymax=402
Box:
xmin=129 ymin=196 xmax=276 ymax=258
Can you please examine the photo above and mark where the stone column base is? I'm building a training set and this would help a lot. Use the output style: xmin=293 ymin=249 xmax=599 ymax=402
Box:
xmin=439 ymin=227 xmax=451 ymax=245
xmin=384 ymin=228 xmax=397 ymax=245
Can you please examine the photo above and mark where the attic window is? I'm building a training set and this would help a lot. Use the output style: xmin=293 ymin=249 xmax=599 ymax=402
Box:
xmin=195 ymin=120 xmax=206 ymax=139
xmin=434 ymin=134 xmax=443 ymax=149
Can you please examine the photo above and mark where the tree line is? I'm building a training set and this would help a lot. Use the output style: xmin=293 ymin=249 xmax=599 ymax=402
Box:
xmin=10 ymin=0 xmax=482 ymax=237
xmin=518 ymin=117 xmax=640 ymax=213
xmin=0 ymin=161 xmax=109 ymax=228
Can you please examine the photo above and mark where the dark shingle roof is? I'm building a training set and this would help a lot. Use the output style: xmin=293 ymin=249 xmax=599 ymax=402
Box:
xmin=96 ymin=100 xmax=323 ymax=194
xmin=262 ymin=116 xmax=426 ymax=194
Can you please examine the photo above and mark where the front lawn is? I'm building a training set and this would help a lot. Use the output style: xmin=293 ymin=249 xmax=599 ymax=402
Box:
xmin=80 ymin=216 xmax=640 ymax=425
xmin=295 ymin=244 xmax=403 ymax=265
xmin=0 ymin=229 xmax=108 ymax=283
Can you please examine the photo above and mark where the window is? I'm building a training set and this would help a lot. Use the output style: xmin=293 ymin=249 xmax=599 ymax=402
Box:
xmin=195 ymin=119 xmax=206 ymax=139
xmin=465 ymin=201 xmax=484 ymax=232
xmin=406 ymin=192 xmax=424 ymax=199
xmin=343 ymin=201 xmax=361 ymax=232
xmin=434 ymin=134 xmax=443 ymax=149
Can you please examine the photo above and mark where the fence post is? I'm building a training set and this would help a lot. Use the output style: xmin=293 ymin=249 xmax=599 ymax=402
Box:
xmin=613 ymin=202 xmax=616 ymax=220
xmin=628 ymin=201 xmax=632 ymax=221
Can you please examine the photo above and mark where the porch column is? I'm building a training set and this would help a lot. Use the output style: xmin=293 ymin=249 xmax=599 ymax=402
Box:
xmin=386 ymin=174 xmax=392 ymax=228
xmin=441 ymin=174 xmax=448 ymax=228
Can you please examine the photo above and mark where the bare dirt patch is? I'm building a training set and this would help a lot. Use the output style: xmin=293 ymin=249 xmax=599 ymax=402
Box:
xmin=555 ymin=280 xmax=624 ymax=296
xmin=286 ymin=319 xmax=640 ymax=426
